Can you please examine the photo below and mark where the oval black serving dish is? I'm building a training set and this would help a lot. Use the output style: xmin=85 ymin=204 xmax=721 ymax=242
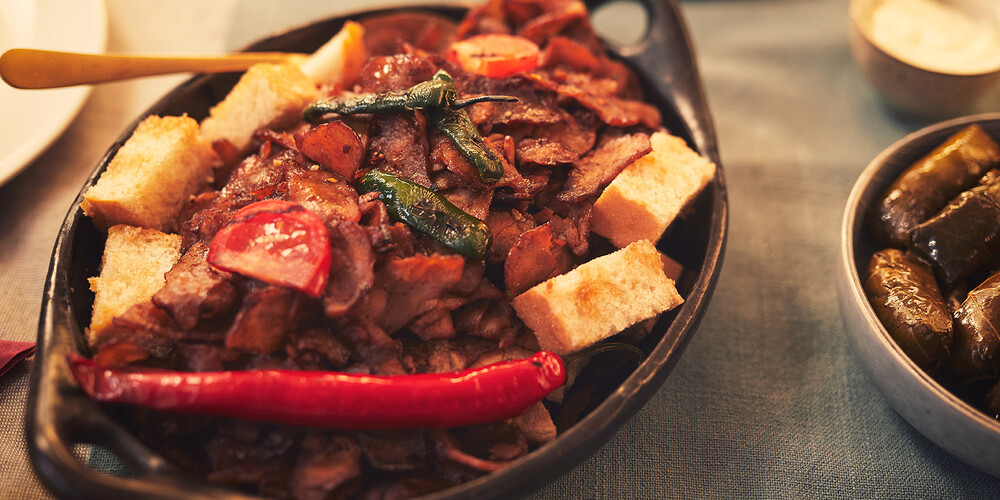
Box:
xmin=28 ymin=1 xmax=727 ymax=498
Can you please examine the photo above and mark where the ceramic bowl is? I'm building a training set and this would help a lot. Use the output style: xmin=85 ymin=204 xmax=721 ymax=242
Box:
xmin=838 ymin=113 xmax=1000 ymax=479
xmin=849 ymin=0 xmax=1000 ymax=118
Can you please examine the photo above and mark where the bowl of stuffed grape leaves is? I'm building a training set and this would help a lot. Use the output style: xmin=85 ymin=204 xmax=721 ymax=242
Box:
xmin=838 ymin=112 xmax=1000 ymax=479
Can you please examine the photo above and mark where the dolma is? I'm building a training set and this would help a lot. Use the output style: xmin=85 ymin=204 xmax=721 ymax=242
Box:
xmin=864 ymin=248 xmax=953 ymax=373
xmin=909 ymin=170 xmax=1000 ymax=285
xmin=945 ymin=282 xmax=969 ymax=314
xmin=946 ymin=270 xmax=1000 ymax=384
xmin=870 ymin=125 xmax=1000 ymax=247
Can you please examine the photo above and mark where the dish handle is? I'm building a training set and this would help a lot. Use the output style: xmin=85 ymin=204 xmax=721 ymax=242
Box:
xmin=27 ymin=216 xmax=250 ymax=499
xmin=585 ymin=0 xmax=719 ymax=163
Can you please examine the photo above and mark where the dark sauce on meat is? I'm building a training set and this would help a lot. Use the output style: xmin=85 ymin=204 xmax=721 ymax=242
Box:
xmin=94 ymin=1 xmax=671 ymax=497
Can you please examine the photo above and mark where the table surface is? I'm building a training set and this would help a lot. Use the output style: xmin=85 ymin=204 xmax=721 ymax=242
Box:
xmin=3 ymin=0 xmax=1000 ymax=498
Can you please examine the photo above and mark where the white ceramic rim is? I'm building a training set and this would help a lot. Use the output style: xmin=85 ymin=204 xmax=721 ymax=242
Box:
xmin=0 ymin=0 xmax=108 ymax=187
xmin=848 ymin=0 xmax=1000 ymax=77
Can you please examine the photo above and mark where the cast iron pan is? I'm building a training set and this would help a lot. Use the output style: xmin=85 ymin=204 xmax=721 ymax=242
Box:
xmin=28 ymin=0 xmax=728 ymax=498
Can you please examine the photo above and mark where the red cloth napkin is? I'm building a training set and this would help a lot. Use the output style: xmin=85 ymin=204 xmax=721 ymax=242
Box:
xmin=0 ymin=340 xmax=36 ymax=378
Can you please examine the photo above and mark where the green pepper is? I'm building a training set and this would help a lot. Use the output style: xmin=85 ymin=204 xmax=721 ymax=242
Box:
xmin=429 ymin=105 xmax=504 ymax=183
xmin=358 ymin=170 xmax=492 ymax=260
xmin=304 ymin=70 xmax=511 ymax=184
xmin=304 ymin=70 xmax=515 ymax=121
xmin=426 ymin=71 xmax=505 ymax=183
xmin=304 ymin=78 xmax=455 ymax=121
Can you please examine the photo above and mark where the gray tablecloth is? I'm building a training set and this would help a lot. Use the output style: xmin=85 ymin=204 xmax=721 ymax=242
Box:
xmin=3 ymin=0 xmax=1000 ymax=498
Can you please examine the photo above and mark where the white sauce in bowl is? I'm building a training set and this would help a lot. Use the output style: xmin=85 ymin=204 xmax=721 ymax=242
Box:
xmin=866 ymin=0 xmax=1000 ymax=74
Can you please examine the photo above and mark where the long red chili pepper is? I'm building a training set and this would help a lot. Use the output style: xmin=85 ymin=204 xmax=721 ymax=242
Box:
xmin=67 ymin=351 xmax=565 ymax=430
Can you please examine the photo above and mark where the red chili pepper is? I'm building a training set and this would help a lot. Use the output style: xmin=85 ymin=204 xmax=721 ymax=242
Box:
xmin=208 ymin=199 xmax=331 ymax=298
xmin=67 ymin=351 xmax=566 ymax=430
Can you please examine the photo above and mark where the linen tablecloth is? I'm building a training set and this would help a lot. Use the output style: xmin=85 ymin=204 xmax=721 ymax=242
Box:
xmin=3 ymin=0 xmax=1000 ymax=498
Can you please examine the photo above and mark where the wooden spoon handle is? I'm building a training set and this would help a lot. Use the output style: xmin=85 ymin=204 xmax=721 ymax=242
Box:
xmin=0 ymin=49 xmax=302 ymax=89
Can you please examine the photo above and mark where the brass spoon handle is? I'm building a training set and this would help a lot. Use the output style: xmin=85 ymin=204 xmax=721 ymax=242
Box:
xmin=0 ymin=48 xmax=302 ymax=89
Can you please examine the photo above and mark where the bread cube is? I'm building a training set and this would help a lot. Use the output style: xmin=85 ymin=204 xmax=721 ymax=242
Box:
xmin=199 ymin=63 xmax=319 ymax=152
xmin=298 ymin=20 xmax=367 ymax=89
xmin=592 ymin=131 xmax=715 ymax=248
xmin=81 ymin=115 xmax=216 ymax=233
xmin=512 ymin=239 xmax=683 ymax=355
xmin=87 ymin=225 xmax=181 ymax=346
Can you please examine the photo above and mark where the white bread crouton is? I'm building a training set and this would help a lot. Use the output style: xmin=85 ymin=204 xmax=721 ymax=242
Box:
xmin=512 ymin=239 xmax=683 ymax=355
xmin=87 ymin=225 xmax=181 ymax=346
xmin=81 ymin=115 xmax=216 ymax=233
xmin=199 ymin=63 xmax=319 ymax=152
xmin=298 ymin=20 xmax=366 ymax=89
xmin=592 ymin=131 xmax=715 ymax=248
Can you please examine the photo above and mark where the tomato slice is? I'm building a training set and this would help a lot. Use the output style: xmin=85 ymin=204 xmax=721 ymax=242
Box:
xmin=448 ymin=34 xmax=540 ymax=78
xmin=208 ymin=200 xmax=331 ymax=297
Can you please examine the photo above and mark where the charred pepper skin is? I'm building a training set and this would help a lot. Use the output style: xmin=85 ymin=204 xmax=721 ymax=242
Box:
xmin=427 ymin=70 xmax=505 ymax=183
xmin=303 ymin=70 xmax=515 ymax=119
xmin=67 ymin=351 xmax=566 ymax=430
xmin=304 ymin=78 xmax=458 ymax=120
xmin=428 ymin=104 xmax=504 ymax=183
xmin=303 ymin=70 xmax=511 ymax=183
xmin=358 ymin=170 xmax=492 ymax=260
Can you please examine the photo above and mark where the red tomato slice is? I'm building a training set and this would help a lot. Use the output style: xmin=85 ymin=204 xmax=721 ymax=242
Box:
xmin=448 ymin=34 xmax=540 ymax=78
xmin=208 ymin=200 xmax=331 ymax=298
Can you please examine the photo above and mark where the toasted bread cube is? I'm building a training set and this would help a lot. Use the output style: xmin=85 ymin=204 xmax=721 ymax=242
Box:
xmin=200 ymin=63 xmax=319 ymax=152
xmin=512 ymin=239 xmax=683 ymax=355
xmin=87 ymin=225 xmax=181 ymax=346
xmin=298 ymin=20 xmax=367 ymax=89
xmin=592 ymin=131 xmax=715 ymax=248
xmin=81 ymin=115 xmax=216 ymax=233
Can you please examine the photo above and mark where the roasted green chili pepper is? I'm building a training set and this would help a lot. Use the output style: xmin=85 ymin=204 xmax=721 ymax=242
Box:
xmin=304 ymin=70 xmax=516 ymax=121
xmin=427 ymin=71 xmax=505 ymax=183
xmin=304 ymin=70 xmax=510 ymax=184
xmin=305 ymin=78 xmax=453 ymax=120
xmin=358 ymin=170 xmax=492 ymax=259
xmin=429 ymin=105 xmax=504 ymax=183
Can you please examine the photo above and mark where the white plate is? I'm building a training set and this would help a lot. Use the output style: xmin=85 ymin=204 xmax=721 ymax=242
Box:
xmin=0 ymin=0 xmax=106 ymax=187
